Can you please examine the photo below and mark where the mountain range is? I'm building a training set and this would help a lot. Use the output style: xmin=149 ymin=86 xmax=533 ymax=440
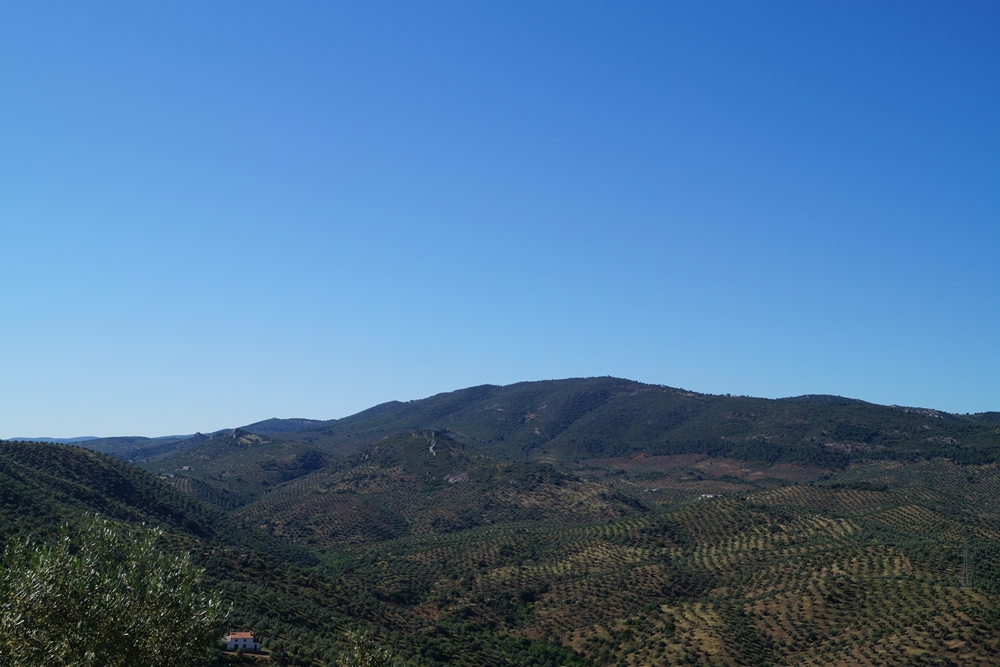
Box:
xmin=53 ymin=377 xmax=1000 ymax=468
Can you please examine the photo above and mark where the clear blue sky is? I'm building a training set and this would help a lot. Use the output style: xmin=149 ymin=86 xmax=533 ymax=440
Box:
xmin=2 ymin=2 xmax=998 ymax=437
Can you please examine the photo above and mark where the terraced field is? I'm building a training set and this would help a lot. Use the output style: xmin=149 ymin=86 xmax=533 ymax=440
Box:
xmin=299 ymin=458 xmax=1000 ymax=666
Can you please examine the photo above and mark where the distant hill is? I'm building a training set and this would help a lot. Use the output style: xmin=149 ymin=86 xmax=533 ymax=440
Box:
xmin=142 ymin=429 xmax=334 ymax=509
xmin=67 ymin=378 xmax=1000 ymax=474
xmin=59 ymin=418 xmax=330 ymax=463
xmin=238 ymin=431 xmax=644 ymax=549
xmin=66 ymin=378 xmax=1000 ymax=525
xmin=272 ymin=377 xmax=1000 ymax=468
xmin=67 ymin=425 xmax=323 ymax=465
xmin=7 ymin=436 xmax=101 ymax=444
xmin=776 ymin=393 xmax=868 ymax=404
xmin=240 ymin=417 xmax=332 ymax=434
xmin=75 ymin=434 xmax=198 ymax=463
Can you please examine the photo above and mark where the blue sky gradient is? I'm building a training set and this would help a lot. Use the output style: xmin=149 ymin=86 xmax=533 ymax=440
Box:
xmin=2 ymin=2 xmax=998 ymax=437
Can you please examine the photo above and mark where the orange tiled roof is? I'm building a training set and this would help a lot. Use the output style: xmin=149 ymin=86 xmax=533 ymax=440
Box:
xmin=228 ymin=632 xmax=255 ymax=639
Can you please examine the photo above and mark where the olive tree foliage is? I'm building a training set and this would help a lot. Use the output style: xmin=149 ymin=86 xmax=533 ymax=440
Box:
xmin=0 ymin=517 xmax=228 ymax=667
xmin=334 ymin=630 xmax=403 ymax=667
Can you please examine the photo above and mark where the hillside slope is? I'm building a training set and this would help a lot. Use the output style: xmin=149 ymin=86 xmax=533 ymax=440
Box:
xmin=143 ymin=429 xmax=334 ymax=509
xmin=276 ymin=378 xmax=1000 ymax=468
xmin=135 ymin=379 xmax=1000 ymax=537
xmin=0 ymin=440 xmax=589 ymax=667
xmin=329 ymin=458 xmax=1000 ymax=666
xmin=0 ymin=440 xmax=311 ymax=565
xmin=75 ymin=434 xmax=197 ymax=463
xmin=238 ymin=431 xmax=644 ymax=549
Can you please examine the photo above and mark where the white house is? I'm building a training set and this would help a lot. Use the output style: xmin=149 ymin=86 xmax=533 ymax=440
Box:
xmin=224 ymin=631 xmax=261 ymax=653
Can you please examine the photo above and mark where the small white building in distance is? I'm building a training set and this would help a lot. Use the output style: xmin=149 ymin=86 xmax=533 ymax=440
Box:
xmin=224 ymin=631 xmax=261 ymax=652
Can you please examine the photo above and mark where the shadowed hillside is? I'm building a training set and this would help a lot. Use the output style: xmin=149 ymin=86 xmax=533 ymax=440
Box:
xmin=242 ymin=417 xmax=332 ymax=435
xmin=75 ymin=434 xmax=197 ymax=463
xmin=144 ymin=429 xmax=334 ymax=509
xmin=238 ymin=431 xmax=644 ymax=549
xmin=0 ymin=440 xmax=313 ymax=565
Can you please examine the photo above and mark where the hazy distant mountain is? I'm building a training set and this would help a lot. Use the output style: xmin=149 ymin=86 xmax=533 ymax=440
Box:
xmin=56 ymin=434 xmax=197 ymax=463
xmin=239 ymin=417 xmax=332 ymax=435
xmin=8 ymin=436 xmax=101 ymax=444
